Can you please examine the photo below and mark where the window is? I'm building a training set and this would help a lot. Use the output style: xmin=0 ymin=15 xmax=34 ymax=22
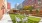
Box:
xmin=38 ymin=0 xmax=41 ymax=3
xmin=38 ymin=0 xmax=40 ymax=1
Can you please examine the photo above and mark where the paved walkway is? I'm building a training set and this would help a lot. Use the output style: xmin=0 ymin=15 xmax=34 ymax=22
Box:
xmin=39 ymin=18 xmax=42 ymax=23
xmin=0 ymin=13 xmax=13 ymax=23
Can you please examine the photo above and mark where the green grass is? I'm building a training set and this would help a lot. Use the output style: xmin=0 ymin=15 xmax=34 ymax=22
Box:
xmin=10 ymin=14 xmax=25 ymax=23
xmin=10 ymin=14 xmax=41 ymax=23
xmin=10 ymin=14 xmax=25 ymax=20
xmin=28 ymin=16 xmax=41 ymax=23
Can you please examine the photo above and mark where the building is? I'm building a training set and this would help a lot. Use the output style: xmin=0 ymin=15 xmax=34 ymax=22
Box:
xmin=0 ymin=0 xmax=5 ymax=14
xmin=22 ymin=0 xmax=28 ymax=6
xmin=7 ymin=2 xmax=11 ymax=12
xmin=0 ymin=0 xmax=4 ymax=8
xmin=22 ymin=0 xmax=42 ymax=9
xmin=17 ymin=3 xmax=23 ymax=10
xmin=15 ymin=3 xmax=19 ymax=10
xmin=23 ymin=0 xmax=37 ymax=5
xmin=7 ymin=2 xmax=11 ymax=9
xmin=3 ymin=0 xmax=7 ymax=13
xmin=0 ymin=0 xmax=6 ymax=18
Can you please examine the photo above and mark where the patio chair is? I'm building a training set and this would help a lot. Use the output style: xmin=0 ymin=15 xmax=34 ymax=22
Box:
xmin=22 ymin=17 xmax=28 ymax=23
xmin=15 ymin=16 xmax=21 ymax=23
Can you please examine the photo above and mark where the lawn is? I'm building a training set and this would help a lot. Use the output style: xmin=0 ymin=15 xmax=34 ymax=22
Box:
xmin=28 ymin=16 xmax=40 ymax=23
xmin=10 ymin=14 xmax=41 ymax=23
xmin=10 ymin=14 xmax=25 ymax=23
xmin=10 ymin=14 xmax=25 ymax=20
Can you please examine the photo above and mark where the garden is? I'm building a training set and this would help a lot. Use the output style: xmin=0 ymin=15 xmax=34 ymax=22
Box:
xmin=10 ymin=14 xmax=41 ymax=23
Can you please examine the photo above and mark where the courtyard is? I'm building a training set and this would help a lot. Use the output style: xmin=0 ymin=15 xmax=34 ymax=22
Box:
xmin=10 ymin=14 xmax=41 ymax=23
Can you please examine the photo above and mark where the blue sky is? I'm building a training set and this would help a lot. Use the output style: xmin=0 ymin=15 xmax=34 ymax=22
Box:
xmin=7 ymin=0 xmax=24 ymax=8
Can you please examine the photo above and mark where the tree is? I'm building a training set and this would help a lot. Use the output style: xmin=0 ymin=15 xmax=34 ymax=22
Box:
xmin=36 ymin=9 xmax=39 ymax=15
xmin=23 ymin=5 xmax=34 ymax=12
xmin=23 ymin=5 xmax=33 ymax=10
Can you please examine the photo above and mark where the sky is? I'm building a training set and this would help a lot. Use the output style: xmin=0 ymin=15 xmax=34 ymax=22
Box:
xmin=7 ymin=0 xmax=24 ymax=8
